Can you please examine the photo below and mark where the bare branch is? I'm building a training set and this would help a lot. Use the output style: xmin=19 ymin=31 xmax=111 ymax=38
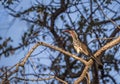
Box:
xmin=12 ymin=76 xmax=68 ymax=84
xmin=88 ymin=36 xmax=118 ymax=44
xmin=94 ymin=36 xmax=120 ymax=57
xmin=4 ymin=36 xmax=120 ymax=83
xmin=38 ymin=42 xmax=87 ymax=64
xmin=12 ymin=76 xmax=55 ymax=81
xmin=5 ymin=41 xmax=87 ymax=82
xmin=95 ymin=0 xmax=120 ymax=29
xmin=55 ymin=76 xmax=68 ymax=84
xmin=74 ymin=36 xmax=120 ymax=83
xmin=74 ymin=66 xmax=89 ymax=84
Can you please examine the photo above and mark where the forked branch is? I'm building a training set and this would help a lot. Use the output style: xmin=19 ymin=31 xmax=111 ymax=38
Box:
xmin=74 ymin=36 xmax=120 ymax=84
xmin=4 ymin=36 xmax=120 ymax=84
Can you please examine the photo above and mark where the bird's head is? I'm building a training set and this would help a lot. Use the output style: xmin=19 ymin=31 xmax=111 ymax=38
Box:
xmin=63 ymin=30 xmax=78 ymax=39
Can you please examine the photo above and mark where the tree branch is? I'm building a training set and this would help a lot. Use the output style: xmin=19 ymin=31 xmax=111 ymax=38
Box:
xmin=94 ymin=36 xmax=120 ymax=57
xmin=4 ymin=36 xmax=120 ymax=83
xmin=95 ymin=0 xmax=120 ymax=29
xmin=38 ymin=42 xmax=87 ymax=64
xmin=12 ymin=76 xmax=68 ymax=84
xmin=5 ymin=41 xmax=87 ymax=81
xmin=74 ymin=36 xmax=120 ymax=83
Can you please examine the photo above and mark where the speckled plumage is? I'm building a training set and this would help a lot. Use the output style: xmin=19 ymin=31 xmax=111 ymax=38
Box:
xmin=64 ymin=30 xmax=102 ymax=66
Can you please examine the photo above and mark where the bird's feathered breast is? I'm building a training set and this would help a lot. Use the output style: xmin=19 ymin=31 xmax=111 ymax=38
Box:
xmin=73 ymin=39 xmax=89 ymax=56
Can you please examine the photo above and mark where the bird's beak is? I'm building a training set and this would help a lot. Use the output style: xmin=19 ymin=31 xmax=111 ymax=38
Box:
xmin=62 ymin=30 xmax=70 ymax=33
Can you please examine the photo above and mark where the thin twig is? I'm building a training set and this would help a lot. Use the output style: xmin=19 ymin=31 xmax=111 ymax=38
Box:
xmin=55 ymin=76 xmax=68 ymax=84
xmin=38 ymin=42 xmax=87 ymax=65
xmin=12 ymin=75 xmax=68 ymax=84
xmin=95 ymin=0 xmax=120 ymax=29
xmin=88 ymin=36 xmax=118 ymax=44
xmin=12 ymin=76 xmax=55 ymax=81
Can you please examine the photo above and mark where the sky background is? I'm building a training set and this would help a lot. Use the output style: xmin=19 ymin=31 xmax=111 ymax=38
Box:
xmin=0 ymin=0 xmax=120 ymax=84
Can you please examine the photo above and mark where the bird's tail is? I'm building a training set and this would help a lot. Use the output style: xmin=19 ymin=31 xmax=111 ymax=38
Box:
xmin=90 ymin=55 xmax=103 ymax=66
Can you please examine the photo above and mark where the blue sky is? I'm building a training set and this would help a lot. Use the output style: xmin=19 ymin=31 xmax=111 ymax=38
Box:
xmin=0 ymin=0 xmax=120 ymax=84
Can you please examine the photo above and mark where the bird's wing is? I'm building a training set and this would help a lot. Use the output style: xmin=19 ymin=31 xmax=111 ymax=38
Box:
xmin=80 ymin=42 xmax=89 ymax=56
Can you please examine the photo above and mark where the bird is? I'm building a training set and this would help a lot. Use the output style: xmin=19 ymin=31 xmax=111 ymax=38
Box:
xmin=63 ymin=29 xmax=102 ymax=66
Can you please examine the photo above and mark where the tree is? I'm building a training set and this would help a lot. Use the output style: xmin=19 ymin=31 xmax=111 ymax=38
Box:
xmin=0 ymin=0 xmax=120 ymax=84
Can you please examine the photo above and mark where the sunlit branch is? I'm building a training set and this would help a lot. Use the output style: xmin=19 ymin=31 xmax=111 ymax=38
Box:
xmin=38 ymin=42 xmax=87 ymax=65
xmin=4 ymin=41 xmax=87 ymax=83
xmin=74 ymin=36 xmax=120 ymax=83
xmin=12 ymin=76 xmax=68 ymax=84
xmin=3 ymin=36 xmax=120 ymax=83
